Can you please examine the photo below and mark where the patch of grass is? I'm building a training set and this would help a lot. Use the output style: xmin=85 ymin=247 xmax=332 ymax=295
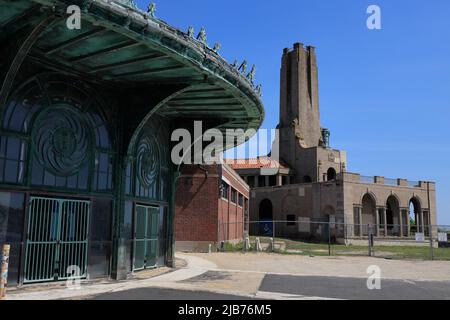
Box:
xmin=243 ymin=236 xmax=450 ymax=261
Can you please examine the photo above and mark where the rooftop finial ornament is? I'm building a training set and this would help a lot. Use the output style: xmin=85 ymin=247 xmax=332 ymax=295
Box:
xmin=238 ymin=60 xmax=248 ymax=74
xmin=255 ymin=84 xmax=262 ymax=97
xmin=117 ymin=0 xmax=138 ymax=9
xmin=197 ymin=27 xmax=207 ymax=44
xmin=187 ymin=26 xmax=195 ymax=38
xmin=213 ymin=43 xmax=221 ymax=54
xmin=147 ymin=1 xmax=156 ymax=18
xmin=231 ymin=60 xmax=238 ymax=69
xmin=247 ymin=64 xmax=256 ymax=83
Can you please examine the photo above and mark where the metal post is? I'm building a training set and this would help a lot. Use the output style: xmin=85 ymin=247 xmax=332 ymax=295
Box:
xmin=0 ymin=244 xmax=10 ymax=300
xmin=368 ymin=225 xmax=374 ymax=257
xmin=272 ymin=220 xmax=275 ymax=239
xmin=328 ymin=222 xmax=331 ymax=256
xmin=358 ymin=207 xmax=363 ymax=237
xmin=430 ymin=225 xmax=434 ymax=261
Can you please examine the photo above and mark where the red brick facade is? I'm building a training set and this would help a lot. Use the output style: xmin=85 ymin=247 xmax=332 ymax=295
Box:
xmin=174 ymin=164 xmax=249 ymax=251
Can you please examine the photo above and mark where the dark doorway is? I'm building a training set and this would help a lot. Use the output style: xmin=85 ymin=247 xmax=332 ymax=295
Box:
xmin=386 ymin=196 xmax=399 ymax=236
xmin=259 ymin=199 xmax=273 ymax=220
xmin=327 ymin=168 xmax=337 ymax=181
xmin=259 ymin=199 xmax=273 ymax=236
xmin=303 ymin=175 xmax=312 ymax=183
xmin=409 ymin=197 xmax=422 ymax=234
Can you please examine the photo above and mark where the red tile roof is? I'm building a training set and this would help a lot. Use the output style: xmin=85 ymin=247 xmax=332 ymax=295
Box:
xmin=227 ymin=157 xmax=291 ymax=170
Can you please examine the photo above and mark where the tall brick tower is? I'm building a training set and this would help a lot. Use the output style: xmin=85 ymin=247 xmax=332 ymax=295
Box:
xmin=278 ymin=43 xmax=345 ymax=183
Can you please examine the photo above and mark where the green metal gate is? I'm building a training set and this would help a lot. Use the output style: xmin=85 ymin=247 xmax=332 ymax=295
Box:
xmin=24 ymin=197 xmax=90 ymax=283
xmin=133 ymin=205 xmax=159 ymax=271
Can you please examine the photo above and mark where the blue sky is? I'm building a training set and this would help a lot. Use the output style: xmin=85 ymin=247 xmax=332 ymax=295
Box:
xmin=136 ymin=0 xmax=450 ymax=224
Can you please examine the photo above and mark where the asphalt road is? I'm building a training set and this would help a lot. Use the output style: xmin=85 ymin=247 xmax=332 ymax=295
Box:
xmin=91 ymin=287 xmax=257 ymax=300
xmin=260 ymin=274 xmax=450 ymax=300
xmin=89 ymin=275 xmax=450 ymax=300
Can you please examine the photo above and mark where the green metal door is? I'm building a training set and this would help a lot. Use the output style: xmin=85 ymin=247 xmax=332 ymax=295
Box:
xmin=24 ymin=197 xmax=90 ymax=283
xmin=133 ymin=205 xmax=159 ymax=271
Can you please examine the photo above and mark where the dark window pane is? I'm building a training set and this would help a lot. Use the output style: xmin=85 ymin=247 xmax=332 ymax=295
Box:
xmin=231 ymin=189 xmax=237 ymax=203
xmin=98 ymin=126 xmax=110 ymax=148
xmin=43 ymin=171 xmax=56 ymax=186
xmin=67 ymin=175 xmax=77 ymax=189
xmin=269 ymin=175 xmax=277 ymax=186
xmin=221 ymin=181 xmax=229 ymax=199
xmin=99 ymin=153 xmax=108 ymax=171
xmin=125 ymin=176 xmax=131 ymax=195
xmin=258 ymin=176 xmax=265 ymax=187
xmin=247 ymin=176 xmax=255 ymax=188
xmin=77 ymin=167 xmax=88 ymax=189
xmin=4 ymin=160 xmax=18 ymax=183
xmin=31 ymin=160 xmax=43 ymax=185
xmin=9 ymin=104 xmax=26 ymax=132
xmin=107 ymin=173 xmax=112 ymax=190
xmin=124 ymin=201 xmax=133 ymax=239
xmin=98 ymin=172 xmax=108 ymax=190
xmin=238 ymin=194 xmax=244 ymax=207
xmin=6 ymin=137 xmax=20 ymax=159
xmin=0 ymin=159 xmax=4 ymax=181
xmin=55 ymin=176 xmax=66 ymax=187
xmin=0 ymin=136 xmax=6 ymax=158
xmin=287 ymin=215 xmax=296 ymax=226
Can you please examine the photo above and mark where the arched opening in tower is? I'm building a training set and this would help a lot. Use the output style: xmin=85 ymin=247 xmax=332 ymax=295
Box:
xmin=327 ymin=168 xmax=337 ymax=181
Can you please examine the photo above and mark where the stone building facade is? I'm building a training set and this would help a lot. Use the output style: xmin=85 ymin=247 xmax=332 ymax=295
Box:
xmin=231 ymin=43 xmax=437 ymax=241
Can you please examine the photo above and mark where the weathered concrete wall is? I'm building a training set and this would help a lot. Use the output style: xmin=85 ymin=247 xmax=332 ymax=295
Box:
xmin=248 ymin=175 xmax=437 ymax=239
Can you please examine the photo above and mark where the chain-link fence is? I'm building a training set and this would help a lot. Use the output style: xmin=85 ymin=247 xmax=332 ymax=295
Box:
xmin=217 ymin=220 xmax=450 ymax=261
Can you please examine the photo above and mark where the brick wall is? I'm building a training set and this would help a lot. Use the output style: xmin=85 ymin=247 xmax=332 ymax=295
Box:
xmin=175 ymin=164 xmax=250 ymax=248
xmin=174 ymin=165 xmax=220 ymax=243
xmin=218 ymin=164 xmax=250 ymax=242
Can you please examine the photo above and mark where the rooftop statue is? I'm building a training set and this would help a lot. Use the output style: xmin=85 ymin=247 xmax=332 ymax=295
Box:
xmin=147 ymin=2 xmax=156 ymax=17
xmin=116 ymin=0 xmax=138 ymax=9
xmin=197 ymin=27 xmax=207 ymax=44
xmin=247 ymin=64 xmax=256 ymax=83
xmin=231 ymin=60 xmax=239 ymax=69
xmin=238 ymin=60 xmax=248 ymax=74
xmin=213 ymin=43 xmax=221 ymax=53
xmin=255 ymin=84 xmax=262 ymax=96
xmin=187 ymin=26 xmax=195 ymax=38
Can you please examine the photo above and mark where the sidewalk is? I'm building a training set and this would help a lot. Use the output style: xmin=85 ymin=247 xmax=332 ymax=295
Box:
xmin=6 ymin=252 xmax=450 ymax=300
xmin=6 ymin=254 xmax=218 ymax=300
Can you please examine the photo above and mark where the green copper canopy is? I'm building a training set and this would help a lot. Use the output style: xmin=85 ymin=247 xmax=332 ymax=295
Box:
xmin=0 ymin=0 xmax=264 ymax=148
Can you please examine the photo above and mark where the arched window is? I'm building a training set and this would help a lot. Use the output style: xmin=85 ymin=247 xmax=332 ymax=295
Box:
xmin=0 ymin=73 xmax=113 ymax=192
xmin=409 ymin=197 xmax=421 ymax=232
xmin=327 ymin=168 xmax=336 ymax=181
xmin=125 ymin=116 xmax=170 ymax=202
xmin=361 ymin=193 xmax=376 ymax=226
xmin=386 ymin=195 xmax=400 ymax=235
xmin=303 ymin=175 xmax=312 ymax=183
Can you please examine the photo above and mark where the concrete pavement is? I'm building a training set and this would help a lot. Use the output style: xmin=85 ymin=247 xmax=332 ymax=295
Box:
xmin=6 ymin=252 xmax=450 ymax=300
